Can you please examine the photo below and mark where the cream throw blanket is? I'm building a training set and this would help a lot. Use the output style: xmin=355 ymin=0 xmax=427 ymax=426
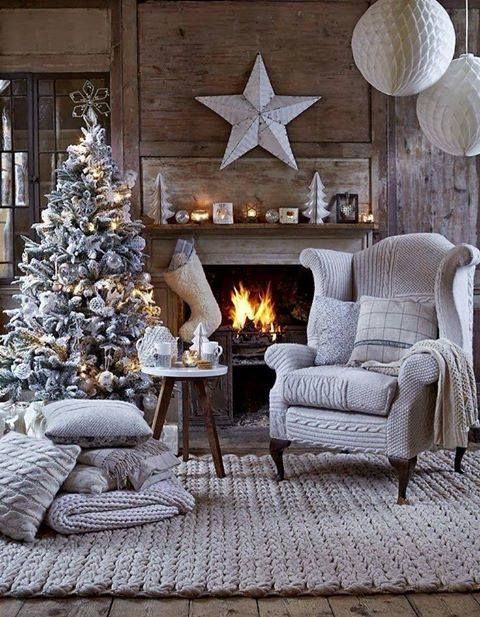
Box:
xmin=47 ymin=478 xmax=195 ymax=535
xmin=362 ymin=338 xmax=478 ymax=449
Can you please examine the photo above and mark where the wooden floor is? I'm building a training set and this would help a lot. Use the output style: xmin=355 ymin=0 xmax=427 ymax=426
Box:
xmin=2 ymin=593 xmax=480 ymax=616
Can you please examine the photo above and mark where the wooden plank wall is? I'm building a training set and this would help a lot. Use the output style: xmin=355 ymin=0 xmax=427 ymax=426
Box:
xmin=137 ymin=0 xmax=387 ymax=233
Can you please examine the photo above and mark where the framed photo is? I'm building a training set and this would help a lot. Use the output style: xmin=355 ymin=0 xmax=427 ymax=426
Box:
xmin=213 ymin=202 xmax=234 ymax=224
xmin=279 ymin=207 xmax=299 ymax=224
xmin=335 ymin=192 xmax=359 ymax=224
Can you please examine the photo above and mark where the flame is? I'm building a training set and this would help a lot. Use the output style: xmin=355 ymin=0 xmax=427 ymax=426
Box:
xmin=229 ymin=282 xmax=279 ymax=333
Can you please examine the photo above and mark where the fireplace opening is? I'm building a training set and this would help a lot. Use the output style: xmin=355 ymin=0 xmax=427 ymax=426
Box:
xmin=200 ymin=265 xmax=313 ymax=425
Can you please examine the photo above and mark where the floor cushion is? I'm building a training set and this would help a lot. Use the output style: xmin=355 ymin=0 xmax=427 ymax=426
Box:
xmin=0 ymin=431 xmax=80 ymax=541
xmin=283 ymin=365 xmax=398 ymax=417
xmin=43 ymin=399 xmax=152 ymax=448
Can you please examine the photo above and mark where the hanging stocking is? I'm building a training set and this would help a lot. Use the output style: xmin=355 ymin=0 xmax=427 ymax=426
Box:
xmin=164 ymin=240 xmax=221 ymax=342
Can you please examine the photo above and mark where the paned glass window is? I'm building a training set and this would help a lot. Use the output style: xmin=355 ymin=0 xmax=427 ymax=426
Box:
xmin=0 ymin=74 xmax=109 ymax=279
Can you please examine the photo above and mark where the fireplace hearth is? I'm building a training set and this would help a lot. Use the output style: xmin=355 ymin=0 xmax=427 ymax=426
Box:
xmin=184 ymin=265 xmax=313 ymax=425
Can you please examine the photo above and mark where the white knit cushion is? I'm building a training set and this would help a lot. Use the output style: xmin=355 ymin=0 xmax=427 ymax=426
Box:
xmin=0 ymin=431 xmax=80 ymax=541
xmin=283 ymin=365 xmax=397 ymax=417
xmin=310 ymin=297 xmax=360 ymax=365
xmin=43 ymin=400 xmax=152 ymax=448
xmin=348 ymin=296 xmax=438 ymax=365
xmin=62 ymin=464 xmax=115 ymax=494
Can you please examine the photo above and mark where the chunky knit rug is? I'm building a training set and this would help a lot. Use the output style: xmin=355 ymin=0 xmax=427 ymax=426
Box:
xmin=1 ymin=451 xmax=480 ymax=597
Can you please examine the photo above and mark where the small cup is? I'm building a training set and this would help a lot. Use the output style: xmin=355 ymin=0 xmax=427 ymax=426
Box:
xmin=202 ymin=341 xmax=223 ymax=366
xmin=154 ymin=342 xmax=172 ymax=368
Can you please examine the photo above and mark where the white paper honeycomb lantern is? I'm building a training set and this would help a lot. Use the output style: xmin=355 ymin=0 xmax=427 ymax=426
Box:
xmin=352 ymin=0 xmax=455 ymax=97
xmin=417 ymin=54 xmax=480 ymax=156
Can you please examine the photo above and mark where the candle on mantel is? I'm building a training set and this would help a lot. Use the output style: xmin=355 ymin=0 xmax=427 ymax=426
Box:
xmin=191 ymin=209 xmax=210 ymax=223
xmin=245 ymin=204 xmax=258 ymax=223
xmin=361 ymin=212 xmax=375 ymax=223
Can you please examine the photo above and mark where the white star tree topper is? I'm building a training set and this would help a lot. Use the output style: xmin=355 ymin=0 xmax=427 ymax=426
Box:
xmin=196 ymin=54 xmax=321 ymax=170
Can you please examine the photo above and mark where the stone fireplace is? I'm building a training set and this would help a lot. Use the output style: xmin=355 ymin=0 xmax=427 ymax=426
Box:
xmin=145 ymin=223 xmax=375 ymax=444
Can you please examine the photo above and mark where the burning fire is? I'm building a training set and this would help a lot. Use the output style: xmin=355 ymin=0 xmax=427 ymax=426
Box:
xmin=229 ymin=282 xmax=281 ymax=335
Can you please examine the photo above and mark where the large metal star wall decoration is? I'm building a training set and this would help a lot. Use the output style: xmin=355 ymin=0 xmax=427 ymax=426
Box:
xmin=196 ymin=54 xmax=321 ymax=170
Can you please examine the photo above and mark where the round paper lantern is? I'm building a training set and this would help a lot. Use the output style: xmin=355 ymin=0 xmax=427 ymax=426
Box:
xmin=417 ymin=54 xmax=480 ymax=156
xmin=352 ymin=0 xmax=456 ymax=97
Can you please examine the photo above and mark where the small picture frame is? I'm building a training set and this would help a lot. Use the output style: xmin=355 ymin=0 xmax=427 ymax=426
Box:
xmin=279 ymin=207 xmax=299 ymax=224
xmin=335 ymin=192 xmax=359 ymax=224
xmin=213 ymin=202 xmax=234 ymax=225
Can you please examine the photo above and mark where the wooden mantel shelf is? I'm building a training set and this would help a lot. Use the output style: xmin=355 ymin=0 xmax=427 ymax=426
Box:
xmin=145 ymin=223 xmax=376 ymax=270
xmin=145 ymin=223 xmax=377 ymax=236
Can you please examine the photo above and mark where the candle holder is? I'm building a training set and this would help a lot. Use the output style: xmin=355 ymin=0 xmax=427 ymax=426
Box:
xmin=244 ymin=204 xmax=258 ymax=223
xmin=191 ymin=209 xmax=210 ymax=224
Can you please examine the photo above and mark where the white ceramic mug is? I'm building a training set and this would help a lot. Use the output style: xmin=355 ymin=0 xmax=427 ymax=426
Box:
xmin=154 ymin=342 xmax=172 ymax=368
xmin=202 ymin=341 xmax=223 ymax=365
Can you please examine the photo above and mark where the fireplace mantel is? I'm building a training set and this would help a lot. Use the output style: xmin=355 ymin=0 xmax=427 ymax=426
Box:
xmin=146 ymin=223 xmax=376 ymax=268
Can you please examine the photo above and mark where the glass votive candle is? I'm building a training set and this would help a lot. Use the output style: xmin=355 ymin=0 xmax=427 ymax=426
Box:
xmin=191 ymin=209 xmax=210 ymax=223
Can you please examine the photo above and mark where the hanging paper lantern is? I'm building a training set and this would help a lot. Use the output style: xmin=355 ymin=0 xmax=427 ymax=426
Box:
xmin=417 ymin=54 xmax=480 ymax=156
xmin=352 ymin=0 xmax=456 ymax=97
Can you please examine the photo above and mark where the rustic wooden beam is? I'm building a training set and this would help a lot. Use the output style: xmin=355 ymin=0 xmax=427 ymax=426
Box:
xmin=0 ymin=0 xmax=109 ymax=7
xmin=110 ymin=0 xmax=123 ymax=168
xmin=121 ymin=0 xmax=141 ymax=216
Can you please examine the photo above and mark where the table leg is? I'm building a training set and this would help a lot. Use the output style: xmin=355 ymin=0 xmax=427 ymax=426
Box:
xmin=193 ymin=379 xmax=226 ymax=478
xmin=182 ymin=382 xmax=190 ymax=462
xmin=152 ymin=377 xmax=175 ymax=440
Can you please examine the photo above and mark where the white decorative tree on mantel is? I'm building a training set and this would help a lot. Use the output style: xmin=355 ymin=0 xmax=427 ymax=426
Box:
xmin=149 ymin=172 xmax=175 ymax=225
xmin=303 ymin=172 xmax=330 ymax=224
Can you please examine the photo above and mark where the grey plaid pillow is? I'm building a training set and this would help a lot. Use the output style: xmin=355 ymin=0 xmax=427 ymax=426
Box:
xmin=348 ymin=296 xmax=438 ymax=365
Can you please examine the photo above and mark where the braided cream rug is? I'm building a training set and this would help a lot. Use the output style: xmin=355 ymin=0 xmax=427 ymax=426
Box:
xmin=1 ymin=450 xmax=480 ymax=597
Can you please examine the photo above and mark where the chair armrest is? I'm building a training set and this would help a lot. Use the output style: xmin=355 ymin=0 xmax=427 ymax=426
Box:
xmin=300 ymin=248 xmax=353 ymax=300
xmin=387 ymin=353 xmax=439 ymax=459
xmin=265 ymin=344 xmax=316 ymax=375
xmin=398 ymin=353 xmax=439 ymax=386
xmin=435 ymin=243 xmax=480 ymax=356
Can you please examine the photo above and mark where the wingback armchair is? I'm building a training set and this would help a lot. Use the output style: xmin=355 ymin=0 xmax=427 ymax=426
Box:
xmin=265 ymin=233 xmax=480 ymax=503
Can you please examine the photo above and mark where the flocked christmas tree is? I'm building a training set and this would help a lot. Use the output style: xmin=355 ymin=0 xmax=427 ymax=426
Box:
xmin=0 ymin=83 xmax=161 ymax=407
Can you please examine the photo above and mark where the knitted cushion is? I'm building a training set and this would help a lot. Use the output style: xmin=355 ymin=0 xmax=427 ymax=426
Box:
xmin=43 ymin=400 xmax=152 ymax=448
xmin=0 ymin=431 xmax=80 ymax=541
xmin=283 ymin=365 xmax=397 ymax=417
xmin=309 ymin=297 xmax=360 ymax=365
xmin=348 ymin=296 xmax=438 ymax=365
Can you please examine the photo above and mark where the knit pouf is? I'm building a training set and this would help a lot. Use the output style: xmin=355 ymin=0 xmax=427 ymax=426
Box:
xmin=164 ymin=250 xmax=221 ymax=342
xmin=1 ymin=451 xmax=480 ymax=597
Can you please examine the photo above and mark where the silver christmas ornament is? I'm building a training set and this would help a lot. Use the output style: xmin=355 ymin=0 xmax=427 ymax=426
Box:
xmin=143 ymin=393 xmax=158 ymax=414
xmin=97 ymin=370 xmax=115 ymax=390
xmin=175 ymin=210 xmax=190 ymax=224
xmin=105 ymin=252 xmax=123 ymax=272
xmin=265 ymin=209 xmax=280 ymax=224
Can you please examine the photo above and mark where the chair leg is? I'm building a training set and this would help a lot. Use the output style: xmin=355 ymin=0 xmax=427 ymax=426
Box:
xmin=270 ymin=438 xmax=291 ymax=481
xmin=388 ymin=456 xmax=417 ymax=505
xmin=455 ymin=447 xmax=467 ymax=474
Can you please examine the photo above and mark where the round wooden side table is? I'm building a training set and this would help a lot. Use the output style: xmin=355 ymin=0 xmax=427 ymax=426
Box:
xmin=141 ymin=364 xmax=228 ymax=478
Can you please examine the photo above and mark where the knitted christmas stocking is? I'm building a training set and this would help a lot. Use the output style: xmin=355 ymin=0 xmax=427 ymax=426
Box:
xmin=164 ymin=245 xmax=221 ymax=342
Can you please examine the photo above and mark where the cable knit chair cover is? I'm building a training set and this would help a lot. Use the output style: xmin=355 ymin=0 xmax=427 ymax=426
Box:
xmin=265 ymin=233 xmax=480 ymax=503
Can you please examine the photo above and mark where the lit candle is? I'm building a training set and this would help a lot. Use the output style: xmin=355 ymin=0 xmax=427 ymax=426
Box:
xmin=245 ymin=205 xmax=258 ymax=222
xmin=191 ymin=209 xmax=209 ymax=223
